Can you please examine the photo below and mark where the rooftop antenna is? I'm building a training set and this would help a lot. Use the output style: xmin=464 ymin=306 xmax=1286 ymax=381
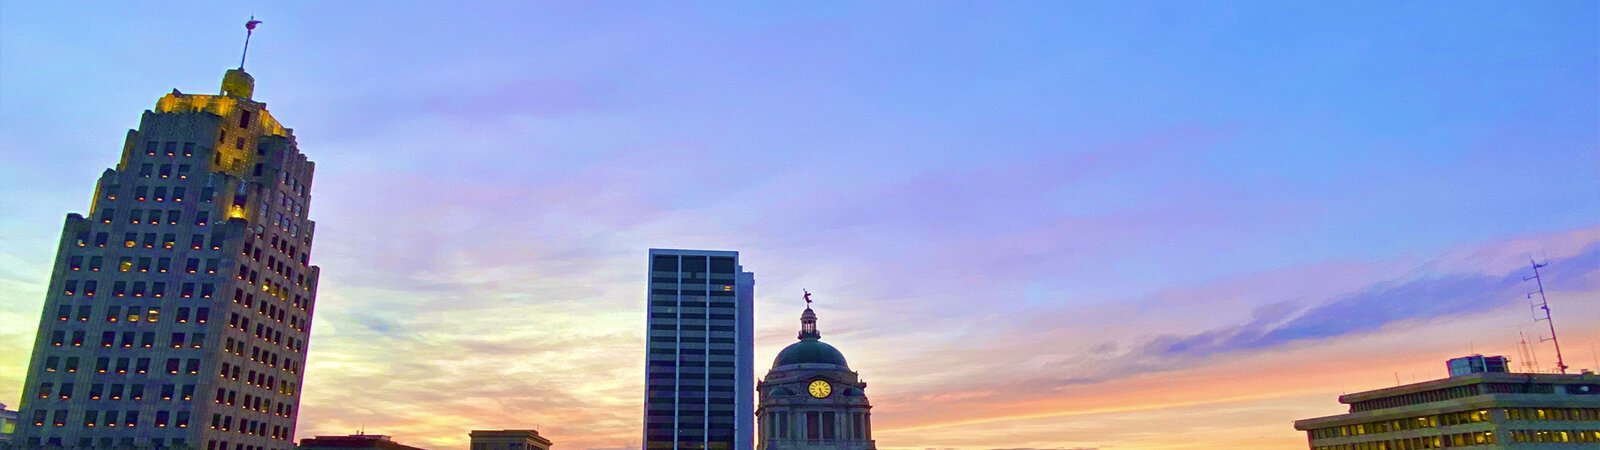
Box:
xmin=240 ymin=16 xmax=263 ymax=69
xmin=1517 ymin=329 xmax=1540 ymax=373
xmin=1524 ymin=258 xmax=1568 ymax=374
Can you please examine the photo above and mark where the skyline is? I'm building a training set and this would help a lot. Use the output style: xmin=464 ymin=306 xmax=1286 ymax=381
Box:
xmin=1 ymin=2 xmax=1598 ymax=449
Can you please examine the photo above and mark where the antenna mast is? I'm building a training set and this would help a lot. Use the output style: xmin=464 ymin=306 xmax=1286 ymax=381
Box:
xmin=1517 ymin=329 xmax=1540 ymax=373
xmin=240 ymin=17 xmax=263 ymax=69
xmin=1524 ymin=258 xmax=1568 ymax=374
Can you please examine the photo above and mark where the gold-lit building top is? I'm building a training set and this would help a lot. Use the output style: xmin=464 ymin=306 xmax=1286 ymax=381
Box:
xmin=147 ymin=69 xmax=290 ymax=179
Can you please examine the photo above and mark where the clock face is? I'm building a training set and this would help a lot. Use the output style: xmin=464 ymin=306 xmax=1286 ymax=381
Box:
xmin=808 ymin=380 xmax=832 ymax=398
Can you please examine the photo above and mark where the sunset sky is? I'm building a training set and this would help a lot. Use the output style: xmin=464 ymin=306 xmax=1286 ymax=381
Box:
xmin=1 ymin=2 xmax=1597 ymax=449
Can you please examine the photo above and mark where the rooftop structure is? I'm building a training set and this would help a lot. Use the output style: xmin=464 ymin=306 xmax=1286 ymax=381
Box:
xmin=470 ymin=429 xmax=553 ymax=450
xmin=299 ymin=434 xmax=428 ymax=450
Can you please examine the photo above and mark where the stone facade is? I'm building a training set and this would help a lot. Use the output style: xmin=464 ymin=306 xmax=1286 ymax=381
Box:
xmin=11 ymin=68 xmax=320 ymax=450
xmin=756 ymin=306 xmax=874 ymax=450
xmin=469 ymin=429 xmax=553 ymax=450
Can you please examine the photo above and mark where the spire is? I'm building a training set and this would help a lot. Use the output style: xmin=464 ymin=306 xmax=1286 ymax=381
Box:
xmin=222 ymin=18 xmax=261 ymax=99
xmin=798 ymin=290 xmax=820 ymax=340
xmin=240 ymin=17 xmax=263 ymax=70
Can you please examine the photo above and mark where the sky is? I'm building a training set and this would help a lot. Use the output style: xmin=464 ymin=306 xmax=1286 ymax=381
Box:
xmin=0 ymin=1 xmax=1597 ymax=449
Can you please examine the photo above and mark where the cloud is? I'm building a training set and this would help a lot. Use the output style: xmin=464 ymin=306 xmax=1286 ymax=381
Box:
xmin=1140 ymin=243 xmax=1600 ymax=359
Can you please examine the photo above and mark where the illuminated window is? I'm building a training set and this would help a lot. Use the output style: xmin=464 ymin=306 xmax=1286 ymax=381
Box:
xmin=119 ymin=258 xmax=133 ymax=272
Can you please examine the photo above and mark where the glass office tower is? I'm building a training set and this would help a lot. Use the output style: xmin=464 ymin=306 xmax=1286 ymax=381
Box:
xmin=645 ymin=249 xmax=754 ymax=450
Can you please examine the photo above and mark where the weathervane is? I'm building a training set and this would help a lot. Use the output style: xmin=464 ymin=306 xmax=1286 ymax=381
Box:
xmin=240 ymin=16 xmax=263 ymax=69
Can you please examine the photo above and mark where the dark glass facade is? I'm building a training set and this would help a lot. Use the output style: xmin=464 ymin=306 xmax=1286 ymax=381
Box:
xmin=645 ymin=250 xmax=754 ymax=450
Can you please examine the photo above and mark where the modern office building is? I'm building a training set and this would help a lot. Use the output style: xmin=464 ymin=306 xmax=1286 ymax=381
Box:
xmin=298 ymin=434 xmax=426 ymax=450
xmin=1293 ymin=357 xmax=1600 ymax=449
xmin=469 ymin=429 xmax=553 ymax=450
xmin=756 ymin=303 xmax=875 ymax=450
xmin=644 ymin=249 xmax=755 ymax=450
xmin=10 ymin=63 xmax=321 ymax=450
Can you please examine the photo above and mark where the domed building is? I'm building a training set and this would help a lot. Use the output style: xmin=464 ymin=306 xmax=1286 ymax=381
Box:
xmin=756 ymin=301 xmax=876 ymax=450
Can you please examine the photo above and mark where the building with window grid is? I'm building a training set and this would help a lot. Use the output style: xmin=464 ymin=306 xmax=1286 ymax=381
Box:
xmin=9 ymin=67 xmax=320 ymax=450
xmin=644 ymin=249 xmax=755 ymax=450
xmin=1293 ymin=359 xmax=1600 ymax=449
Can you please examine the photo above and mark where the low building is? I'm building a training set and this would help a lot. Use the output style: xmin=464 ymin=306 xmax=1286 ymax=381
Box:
xmin=0 ymin=402 xmax=16 ymax=444
xmin=299 ymin=433 xmax=428 ymax=450
xmin=469 ymin=429 xmax=552 ymax=450
xmin=1293 ymin=357 xmax=1600 ymax=449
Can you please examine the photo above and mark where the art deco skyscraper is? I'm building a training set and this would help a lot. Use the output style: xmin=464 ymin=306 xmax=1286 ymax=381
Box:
xmin=645 ymin=249 xmax=755 ymax=450
xmin=12 ymin=66 xmax=320 ymax=450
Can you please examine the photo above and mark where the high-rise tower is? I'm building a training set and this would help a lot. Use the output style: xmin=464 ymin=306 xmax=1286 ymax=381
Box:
xmin=12 ymin=64 xmax=320 ymax=450
xmin=645 ymin=249 xmax=755 ymax=450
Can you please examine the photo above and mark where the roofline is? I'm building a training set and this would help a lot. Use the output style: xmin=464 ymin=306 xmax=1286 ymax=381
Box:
xmin=1339 ymin=372 xmax=1599 ymax=404
xmin=648 ymin=248 xmax=740 ymax=257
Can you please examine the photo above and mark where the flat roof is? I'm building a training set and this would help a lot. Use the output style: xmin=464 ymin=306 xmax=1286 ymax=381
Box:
xmin=1339 ymin=372 xmax=1599 ymax=404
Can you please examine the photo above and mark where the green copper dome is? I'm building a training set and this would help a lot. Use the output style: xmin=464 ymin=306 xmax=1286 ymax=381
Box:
xmin=773 ymin=338 xmax=849 ymax=369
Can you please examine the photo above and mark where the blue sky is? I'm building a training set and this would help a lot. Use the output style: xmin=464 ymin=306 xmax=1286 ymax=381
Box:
xmin=1 ymin=2 xmax=1596 ymax=449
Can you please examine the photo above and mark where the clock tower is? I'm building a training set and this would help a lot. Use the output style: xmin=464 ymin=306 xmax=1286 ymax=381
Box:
xmin=756 ymin=298 xmax=876 ymax=450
